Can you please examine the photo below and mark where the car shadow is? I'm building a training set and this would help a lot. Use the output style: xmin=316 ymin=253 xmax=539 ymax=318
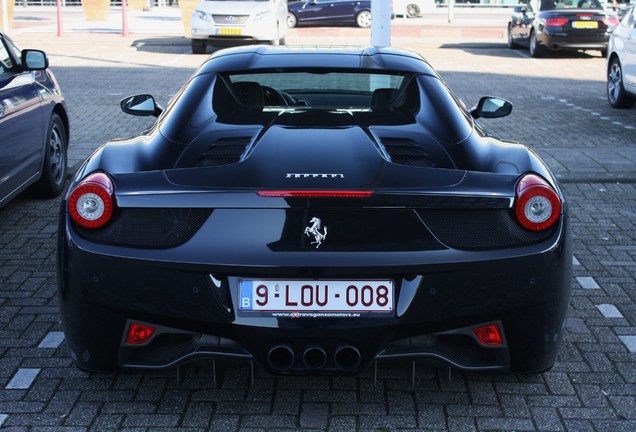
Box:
xmin=130 ymin=37 xmax=276 ymax=55
xmin=439 ymin=42 xmax=605 ymax=59
xmin=130 ymin=37 xmax=191 ymax=54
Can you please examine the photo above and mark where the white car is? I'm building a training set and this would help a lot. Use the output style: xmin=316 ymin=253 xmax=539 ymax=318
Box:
xmin=191 ymin=0 xmax=288 ymax=54
xmin=607 ymin=5 xmax=636 ymax=108
xmin=392 ymin=0 xmax=435 ymax=18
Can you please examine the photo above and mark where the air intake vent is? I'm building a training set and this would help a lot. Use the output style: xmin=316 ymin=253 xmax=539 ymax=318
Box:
xmin=196 ymin=137 xmax=251 ymax=167
xmin=381 ymin=138 xmax=436 ymax=168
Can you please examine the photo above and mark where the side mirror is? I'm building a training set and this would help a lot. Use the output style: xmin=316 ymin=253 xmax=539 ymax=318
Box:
xmin=21 ymin=49 xmax=48 ymax=70
xmin=120 ymin=94 xmax=163 ymax=117
xmin=470 ymin=96 xmax=513 ymax=119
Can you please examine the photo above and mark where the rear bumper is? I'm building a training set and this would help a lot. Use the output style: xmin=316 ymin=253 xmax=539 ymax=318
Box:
xmin=537 ymin=31 xmax=609 ymax=51
xmin=58 ymin=214 xmax=572 ymax=375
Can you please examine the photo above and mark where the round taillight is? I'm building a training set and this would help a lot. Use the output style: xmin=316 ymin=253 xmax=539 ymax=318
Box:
xmin=514 ymin=174 xmax=561 ymax=231
xmin=68 ymin=173 xmax=116 ymax=229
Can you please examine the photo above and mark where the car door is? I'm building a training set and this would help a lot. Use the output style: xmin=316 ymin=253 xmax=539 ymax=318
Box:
xmin=622 ymin=8 xmax=636 ymax=93
xmin=0 ymin=35 xmax=44 ymax=204
xmin=294 ymin=0 xmax=346 ymax=25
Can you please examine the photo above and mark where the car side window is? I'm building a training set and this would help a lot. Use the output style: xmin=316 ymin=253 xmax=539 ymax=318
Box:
xmin=0 ymin=39 xmax=15 ymax=75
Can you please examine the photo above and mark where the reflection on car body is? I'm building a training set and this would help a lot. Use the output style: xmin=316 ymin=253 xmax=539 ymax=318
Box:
xmin=508 ymin=0 xmax=619 ymax=57
xmin=58 ymin=46 xmax=572 ymax=378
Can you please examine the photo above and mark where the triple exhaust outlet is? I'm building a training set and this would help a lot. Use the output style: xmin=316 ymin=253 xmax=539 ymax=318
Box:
xmin=267 ymin=344 xmax=361 ymax=371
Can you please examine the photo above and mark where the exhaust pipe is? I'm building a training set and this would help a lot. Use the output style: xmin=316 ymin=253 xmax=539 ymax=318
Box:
xmin=334 ymin=344 xmax=361 ymax=371
xmin=267 ymin=344 xmax=295 ymax=371
xmin=302 ymin=346 xmax=327 ymax=369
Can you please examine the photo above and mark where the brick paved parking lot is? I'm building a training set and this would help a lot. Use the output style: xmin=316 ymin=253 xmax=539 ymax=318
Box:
xmin=1 ymin=17 xmax=636 ymax=431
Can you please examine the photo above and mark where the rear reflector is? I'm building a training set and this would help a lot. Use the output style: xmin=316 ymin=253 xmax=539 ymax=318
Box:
xmin=472 ymin=323 xmax=503 ymax=346
xmin=125 ymin=322 xmax=156 ymax=345
xmin=258 ymin=190 xmax=373 ymax=198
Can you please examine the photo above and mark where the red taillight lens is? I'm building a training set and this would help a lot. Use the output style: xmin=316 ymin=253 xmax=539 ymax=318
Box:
xmin=473 ymin=323 xmax=503 ymax=346
xmin=257 ymin=190 xmax=373 ymax=198
xmin=545 ymin=17 xmax=569 ymax=26
xmin=68 ymin=173 xmax=116 ymax=229
xmin=514 ymin=174 xmax=561 ymax=231
xmin=125 ymin=322 xmax=156 ymax=345
xmin=603 ymin=17 xmax=619 ymax=27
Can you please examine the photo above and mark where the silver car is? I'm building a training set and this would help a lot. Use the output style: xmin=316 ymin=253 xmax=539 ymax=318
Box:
xmin=191 ymin=0 xmax=288 ymax=54
xmin=607 ymin=5 xmax=636 ymax=108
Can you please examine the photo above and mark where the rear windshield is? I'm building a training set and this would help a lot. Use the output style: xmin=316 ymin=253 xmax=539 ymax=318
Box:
xmin=220 ymin=70 xmax=413 ymax=110
xmin=539 ymin=0 xmax=603 ymax=9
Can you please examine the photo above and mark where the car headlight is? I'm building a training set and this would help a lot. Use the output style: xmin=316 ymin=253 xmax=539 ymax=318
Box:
xmin=193 ymin=9 xmax=210 ymax=22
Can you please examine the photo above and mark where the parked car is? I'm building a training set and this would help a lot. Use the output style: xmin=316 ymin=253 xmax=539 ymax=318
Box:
xmin=508 ymin=0 xmax=619 ymax=57
xmin=0 ymin=32 xmax=69 ymax=208
xmin=287 ymin=0 xmax=372 ymax=28
xmin=607 ymin=5 xmax=636 ymax=107
xmin=58 ymin=46 xmax=572 ymax=376
xmin=190 ymin=0 xmax=288 ymax=54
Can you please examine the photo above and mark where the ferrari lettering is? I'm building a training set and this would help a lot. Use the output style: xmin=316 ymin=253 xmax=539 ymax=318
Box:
xmin=286 ymin=173 xmax=344 ymax=179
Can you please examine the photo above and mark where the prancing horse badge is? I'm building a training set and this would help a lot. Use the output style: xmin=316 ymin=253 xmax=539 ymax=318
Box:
xmin=304 ymin=217 xmax=327 ymax=249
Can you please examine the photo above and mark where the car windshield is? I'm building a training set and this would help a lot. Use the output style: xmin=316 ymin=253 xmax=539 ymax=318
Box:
xmin=539 ymin=0 xmax=603 ymax=9
xmin=223 ymin=71 xmax=411 ymax=110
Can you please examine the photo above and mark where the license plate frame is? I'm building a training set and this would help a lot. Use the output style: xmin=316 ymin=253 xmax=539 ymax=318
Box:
xmin=238 ymin=279 xmax=395 ymax=318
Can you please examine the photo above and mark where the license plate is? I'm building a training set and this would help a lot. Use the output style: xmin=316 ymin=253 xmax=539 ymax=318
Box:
xmin=239 ymin=279 xmax=394 ymax=317
xmin=218 ymin=28 xmax=242 ymax=35
xmin=572 ymin=21 xmax=598 ymax=29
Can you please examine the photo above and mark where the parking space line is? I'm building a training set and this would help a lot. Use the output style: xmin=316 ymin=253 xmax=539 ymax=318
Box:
xmin=38 ymin=332 xmax=65 ymax=349
xmin=5 ymin=368 xmax=41 ymax=390
xmin=619 ymin=336 xmax=636 ymax=353
xmin=576 ymin=276 xmax=600 ymax=289
xmin=595 ymin=304 xmax=624 ymax=318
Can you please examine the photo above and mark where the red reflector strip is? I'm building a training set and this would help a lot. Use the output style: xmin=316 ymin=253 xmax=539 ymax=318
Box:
xmin=472 ymin=323 xmax=504 ymax=346
xmin=125 ymin=322 xmax=156 ymax=345
xmin=257 ymin=190 xmax=374 ymax=198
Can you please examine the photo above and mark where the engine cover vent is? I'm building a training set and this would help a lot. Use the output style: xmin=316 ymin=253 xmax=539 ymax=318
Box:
xmin=196 ymin=137 xmax=252 ymax=167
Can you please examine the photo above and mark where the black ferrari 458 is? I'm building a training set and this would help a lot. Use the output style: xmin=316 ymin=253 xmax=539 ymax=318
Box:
xmin=57 ymin=46 xmax=571 ymax=377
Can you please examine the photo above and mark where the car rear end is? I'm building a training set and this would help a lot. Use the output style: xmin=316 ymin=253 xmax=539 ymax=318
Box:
xmin=536 ymin=9 xmax=619 ymax=52
xmin=57 ymin=52 xmax=571 ymax=376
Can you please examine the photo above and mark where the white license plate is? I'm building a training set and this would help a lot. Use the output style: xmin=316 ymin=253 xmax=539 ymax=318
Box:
xmin=239 ymin=279 xmax=394 ymax=317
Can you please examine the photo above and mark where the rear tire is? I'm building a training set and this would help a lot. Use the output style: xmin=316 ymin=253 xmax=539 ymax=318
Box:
xmin=31 ymin=113 xmax=67 ymax=198
xmin=191 ymin=39 xmax=207 ymax=54
xmin=356 ymin=10 xmax=372 ymax=28
xmin=287 ymin=12 xmax=297 ymax=28
xmin=607 ymin=57 xmax=636 ymax=108
xmin=406 ymin=4 xmax=420 ymax=17
xmin=529 ymin=31 xmax=545 ymax=58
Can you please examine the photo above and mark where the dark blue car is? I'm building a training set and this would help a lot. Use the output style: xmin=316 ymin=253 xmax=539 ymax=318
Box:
xmin=287 ymin=0 xmax=373 ymax=28
xmin=0 ymin=32 xmax=69 ymax=207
